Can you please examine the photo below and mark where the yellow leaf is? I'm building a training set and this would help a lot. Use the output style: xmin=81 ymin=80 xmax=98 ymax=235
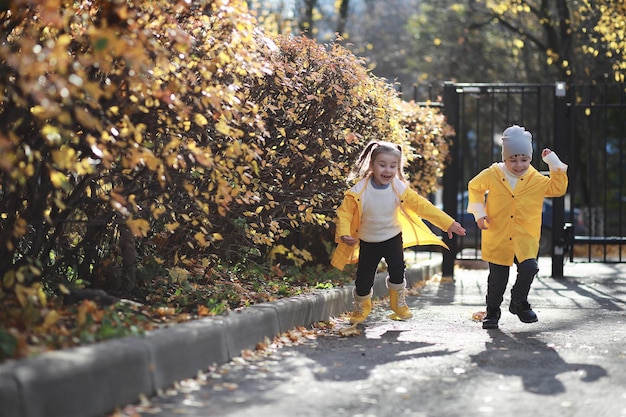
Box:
xmin=51 ymin=147 xmax=76 ymax=170
xmin=49 ymin=170 xmax=68 ymax=188
xmin=3 ymin=270 xmax=15 ymax=289
xmin=126 ymin=218 xmax=150 ymax=237
xmin=53 ymin=197 xmax=66 ymax=210
xmin=194 ymin=113 xmax=208 ymax=126
xmin=218 ymin=51 xmax=231 ymax=65
xmin=37 ymin=284 xmax=46 ymax=305
xmin=338 ymin=324 xmax=361 ymax=337
xmin=15 ymin=284 xmax=34 ymax=307
xmin=216 ymin=119 xmax=231 ymax=136
xmin=269 ymin=244 xmax=288 ymax=256
xmin=58 ymin=283 xmax=70 ymax=294
xmin=166 ymin=222 xmax=180 ymax=231
xmin=42 ymin=310 xmax=61 ymax=330
xmin=41 ymin=125 xmax=62 ymax=145
xmin=168 ymin=267 xmax=189 ymax=283
xmin=77 ymin=303 xmax=88 ymax=326
xmin=194 ymin=231 xmax=208 ymax=246
xmin=151 ymin=205 xmax=167 ymax=219
xmin=31 ymin=106 xmax=57 ymax=119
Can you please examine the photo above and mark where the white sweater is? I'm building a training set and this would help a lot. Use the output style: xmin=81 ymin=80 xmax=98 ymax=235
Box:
xmin=358 ymin=180 xmax=402 ymax=243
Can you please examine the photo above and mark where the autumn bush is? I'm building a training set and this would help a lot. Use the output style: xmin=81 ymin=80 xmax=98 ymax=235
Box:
xmin=0 ymin=0 xmax=451 ymax=359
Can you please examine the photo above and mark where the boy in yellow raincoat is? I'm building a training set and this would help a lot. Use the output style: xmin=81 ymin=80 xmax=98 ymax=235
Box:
xmin=331 ymin=140 xmax=466 ymax=323
xmin=467 ymin=125 xmax=568 ymax=329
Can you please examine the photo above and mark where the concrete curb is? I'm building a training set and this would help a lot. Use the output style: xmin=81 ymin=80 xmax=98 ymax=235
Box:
xmin=0 ymin=258 xmax=441 ymax=417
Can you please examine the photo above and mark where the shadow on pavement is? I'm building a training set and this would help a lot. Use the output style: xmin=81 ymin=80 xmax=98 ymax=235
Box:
xmin=543 ymin=275 xmax=625 ymax=310
xmin=470 ymin=330 xmax=607 ymax=395
xmin=303 ymin=329 xmax=459 ymax=382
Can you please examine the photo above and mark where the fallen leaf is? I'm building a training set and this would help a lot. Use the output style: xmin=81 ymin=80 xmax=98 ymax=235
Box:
xmin=472 ymin=311 xmax=486 ymax=321
xmin=338 ymin=324 xmax=361 ymax=337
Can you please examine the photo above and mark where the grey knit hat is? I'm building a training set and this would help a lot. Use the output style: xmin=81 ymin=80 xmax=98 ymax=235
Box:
xmin=502 ymin=125 xmax=533 ymax=160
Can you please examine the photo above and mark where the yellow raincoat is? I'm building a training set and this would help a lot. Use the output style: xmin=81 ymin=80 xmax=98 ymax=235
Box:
xmin=331 ymin=176 xmax=454 ymax=270
xmin=468 ymin=163 xmax=568 ymax=266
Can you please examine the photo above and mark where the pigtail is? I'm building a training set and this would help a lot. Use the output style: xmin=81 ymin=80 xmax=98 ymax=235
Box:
xmin=393 ymin=143 xmax=407 ymax=182
xmin=348 ymin=140 xmax=379 ymax=181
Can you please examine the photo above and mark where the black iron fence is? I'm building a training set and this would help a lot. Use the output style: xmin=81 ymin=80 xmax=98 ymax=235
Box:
xmin=565 ymin=83 xmax=626 ymax=262
xmin=432 ymin=82 xmax=626 ymax=278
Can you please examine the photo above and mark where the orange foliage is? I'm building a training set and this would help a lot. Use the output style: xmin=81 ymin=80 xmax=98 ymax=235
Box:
xmin=0 ymin=0 xmax=451 ymax=357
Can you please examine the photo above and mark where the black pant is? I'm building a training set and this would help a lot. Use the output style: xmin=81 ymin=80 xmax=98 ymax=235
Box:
xmin=486 ymin=258 xmax=539 ymax=307
xmin=354 ymin=233 xmax=405 ymax=296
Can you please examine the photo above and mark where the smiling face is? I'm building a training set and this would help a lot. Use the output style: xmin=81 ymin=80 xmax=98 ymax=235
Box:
xmin=504 ymin=154 xmax=532 ymax=176
xmin=370 ymin=151 xmax=400 ymax=186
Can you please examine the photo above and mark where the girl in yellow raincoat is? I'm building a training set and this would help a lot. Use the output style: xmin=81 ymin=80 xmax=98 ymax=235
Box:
xmin=331 ymin=140 xmax=466 ymax=323
xmin=467 ymin=125 xmax=568 ymax=329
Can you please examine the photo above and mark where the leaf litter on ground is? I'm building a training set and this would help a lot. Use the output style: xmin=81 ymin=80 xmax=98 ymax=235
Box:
xmin=107 ymin=268 xmax=445 ymax=416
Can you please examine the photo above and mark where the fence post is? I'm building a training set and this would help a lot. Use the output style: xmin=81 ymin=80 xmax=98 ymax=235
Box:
xmin=552 ymin=82 xmax=567 ymax=278
xmin=442 ymin=82 xmax=459 ymax=277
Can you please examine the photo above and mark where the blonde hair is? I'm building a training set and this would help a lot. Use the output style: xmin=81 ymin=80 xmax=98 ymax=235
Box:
xmin=349 ymin=140 xmax=406 ymax=182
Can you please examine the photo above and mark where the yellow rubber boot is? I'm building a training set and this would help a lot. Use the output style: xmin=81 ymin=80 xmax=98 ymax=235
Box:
xmin=387 ymin=277 xmax=413 ymax=321
xmin=349 ymin=289 xmax=372 ymax=324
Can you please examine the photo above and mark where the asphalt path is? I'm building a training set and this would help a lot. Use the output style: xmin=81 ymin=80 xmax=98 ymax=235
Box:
xmin=111 ymin=258 xmax=626 ymax=417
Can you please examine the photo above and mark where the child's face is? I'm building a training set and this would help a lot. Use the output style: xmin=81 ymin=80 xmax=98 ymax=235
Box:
xmin=504 ymin=154 xmax=531 ymax=176
xmin=370 ymin=152 xmax=399 ymax=186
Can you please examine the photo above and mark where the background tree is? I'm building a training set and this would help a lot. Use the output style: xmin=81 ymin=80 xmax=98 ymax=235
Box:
xmin=465 ymin=0 xmax=619 ymax=83
xmin=251 ymin=0 xmax=624 ymax=94
xmin=581 ymin=0 xmax=626 ymax=82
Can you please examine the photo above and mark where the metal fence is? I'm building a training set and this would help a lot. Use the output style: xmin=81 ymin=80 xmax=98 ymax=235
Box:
xmin=434 ymin=82 xmax=626 ymax=278
xmin=565 ymin=83 xmax=626 ymax=262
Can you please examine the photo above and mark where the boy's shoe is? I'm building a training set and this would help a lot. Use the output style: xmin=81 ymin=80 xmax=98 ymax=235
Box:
xmin=482 ymin=306 xmax=501 ymax=329
xmin=509 ymin=300 xmax=538 ymax=323
xmin=349 ymin=289 xmax=373 ymax=324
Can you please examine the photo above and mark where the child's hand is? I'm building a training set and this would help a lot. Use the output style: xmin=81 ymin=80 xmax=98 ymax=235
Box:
xmin=542 ymin=148 xmax=566 ymax=168
xmin=477 ymin=216 xmax=489 ymax=230
xmin=447 ymin=221 xmax=466 ymax=238
xmin=340 ymin=235 xmax=358 ymax=246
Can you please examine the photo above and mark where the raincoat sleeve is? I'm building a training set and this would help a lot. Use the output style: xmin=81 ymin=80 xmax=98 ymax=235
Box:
xmin=544 ymin=170 xmax=568 ymax=198
xmin=334 ymin=193 xmax=358 ymax=242
xmin=404 ymin=188 xmax=455 ymax=232
xmin=331 ymin=192 xmax=361 ymax=270
xmin=467 ymin=168 xmax=490 ymax=220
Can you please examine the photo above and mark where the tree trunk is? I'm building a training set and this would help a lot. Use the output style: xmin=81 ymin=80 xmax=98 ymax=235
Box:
xmin=299 ymin=0 xmax=317 ymax=37
xmin=119 ymin=223 xmax=137 ymax=294
xmin=336 ymin=0 xmax=350 ymax=36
